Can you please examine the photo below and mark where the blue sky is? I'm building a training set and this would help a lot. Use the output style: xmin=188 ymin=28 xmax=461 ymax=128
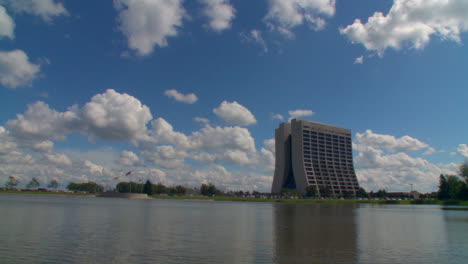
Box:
xmin=0 ymin=0 xmax=467 ymax=192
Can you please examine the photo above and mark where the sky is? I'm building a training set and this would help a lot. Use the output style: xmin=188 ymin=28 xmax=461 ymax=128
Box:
xmin=0 ymin=0 xmax=467 ymax=193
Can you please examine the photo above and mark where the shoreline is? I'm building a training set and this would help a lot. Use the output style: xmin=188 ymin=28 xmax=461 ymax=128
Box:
xmin=1 ymin=191 xmax=467 ymax=206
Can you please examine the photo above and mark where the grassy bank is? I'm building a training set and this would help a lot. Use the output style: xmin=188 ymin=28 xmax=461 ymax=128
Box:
xmin=2 ymin=191 xmax=468 ymax=206
xmin=151 ymin=195 xmax=468 ymax=206
xmin=0 ymin=190 xmax=96 ymax=197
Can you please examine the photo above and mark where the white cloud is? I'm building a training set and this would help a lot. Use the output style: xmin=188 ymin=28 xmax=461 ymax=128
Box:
xmin=354 ymin=56 xmax=364 ymax=64
xmin=118 ymin=150 xmax=141 ymax=166
xmin=353 ymin=130 xmax=458 ymax=192
xmin=43 ymin=152 xmax=72 ymax=166
xmin=7 ymin=101 xmax=80 ymax=141
xmin=0 ymin=5 xmax=14 ymax=39
xmin=164 ymin=89 xmax=198 ymax=104
xmin=199 ymin=0 xmax=235 ymax=32
xmin=142 ymin=145 xmax=186 ymax=169
xmin=191 ymin=125 xmax=256 ymax=153
xmin=272 ymin=113 xmax=284 ymax=121
xmin=213 ymin=101 xmax=257 ymax=126
xmin=458 ymin=144 xmax=468 ymax=158
xmin=115 ymin=0 xmax=185 ymax=56
xmin=355 ymin=130 xmax=428 ymax=152
xmin=340 ymin=0 xmax=468 ymax=56
xmin=81 ymin=89 xmax=153 ymax=142
xmin=7 ymin=89 xmax=152 ymax=145
xmin=193 ymin=117 xmax=210 ymax=125
xmin=0 ymin=126 xmax=17 ymax=155
xmin=264 ymin=0 xmax=336 ymax=37
xmin=148 ymin=117 xmax=191 ymax=148
xmin=5 ymin=0 xmax=68 ymax=21
xmin=240 ymin=29 xmax=268 ymax=53
xmin=0 ymin=50 xmax=41 ymax=89
xmin=423 ymin=147 xmax=437 ymax=155
xmin=288 ymin=109 xmax=314 ymax=119
xmin=83 ymin=160 xmax=105 ymax=175
xmin=263 ymin=138 xmax=275 ymax=152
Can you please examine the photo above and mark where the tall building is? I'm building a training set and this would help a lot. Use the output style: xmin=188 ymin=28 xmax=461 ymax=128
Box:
xmin=272 ymin=119 xmax=360 ymax=196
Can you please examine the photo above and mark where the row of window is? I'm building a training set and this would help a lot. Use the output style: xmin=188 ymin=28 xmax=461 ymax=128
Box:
xmin=302 ymin=130 xmax=351 ymax=140
xmin=307 ymin=181 xmax=358 ymax=190
xmin=303 ymin=135 xmax=350 ymax=143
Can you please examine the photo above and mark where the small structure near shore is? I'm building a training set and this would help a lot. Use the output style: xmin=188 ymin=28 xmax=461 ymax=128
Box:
xmin=97 ymin=192 xmax=151 ymax=200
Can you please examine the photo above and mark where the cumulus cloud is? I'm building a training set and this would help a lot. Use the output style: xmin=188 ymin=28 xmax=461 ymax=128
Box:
xmin=164 ymin=89 xmax=198 ymax=104
xmin=118 ymin=150 xmax=141 ymax=166
xmin=353 ymin=130 xmax=456 ymax=192
xmin=148 ymin=117 xmax=191 ymax=148
xmin=199 ymin=0 xmax=235 ymax=32
xmin=0 ymin=126 xmax=17 ymax=155
xmin=142 ymin=145 xmax=186 ymax=169
xmin=264 ymin=0 xmax=336 ymax=37
xmin=458 ymin=144 xmax=468 ymax=158
xmin=0 ymin=5 xmax=14 ymax=38
xmin=263 ymin=138 xmax=275 ymax=152
xmin=355 ymin=130 xmax=428 ymax=153
xmin=43 ymin=152 xmax=72 ymax=166
xmin=7 ymin=89 xmax=152 ymax=145
xmin=272 ymin=113 xmax=284 ymax=121
xmin=354 ymin=56 xmax=364 ymax=64
xmin=193 ymin=117 xmax=210 ymax=125
xmin=288 ymin=109 xmax=314 ymax=119
xmin=4 ymin=0 xmax=68 ymax=21
xmin=81 ymin=89 xmax=153 ymax=141
xmin=115 ymin=0 xmax=185 ymax=56
xmin=213 ymin=101 xmax=256 ymax=126
xmin=0 ymin=50 xmax=41 ymax=89
xmin=340 ymin=0 xmax=468 ymax=56
xmin=7 ymin=101 xmax=80 ymax=141
xmin=191 ymin=125 xmax=256 ymax=153
xmin=240 ymin=29 xmax=268 ymax=53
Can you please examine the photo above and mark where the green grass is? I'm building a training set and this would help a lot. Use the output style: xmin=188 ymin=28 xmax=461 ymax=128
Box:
xmin=0 ymin=190 xmax=96 ymax=196
xmin=150 ymin=195 xmax=467 ymax=205
xmin=3 ymin=191 xmax=468 ymax=206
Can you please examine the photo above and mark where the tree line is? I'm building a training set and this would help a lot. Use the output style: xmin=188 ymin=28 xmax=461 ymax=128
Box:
xmin=4 ymin=176 xmax=59 ymax=190
xmin=437 ymin=163 xmax=468 ymax=200
xmin=116 ymin=180 xmax=188 ymax=195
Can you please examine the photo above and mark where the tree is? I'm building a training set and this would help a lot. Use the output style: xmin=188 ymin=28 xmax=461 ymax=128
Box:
xmin=376 ymin=189 xmax=388 ymax=199
xmin=153 ymin=183 xmax=167 ymax=194
xmin=281 ymin=188 xmax=301 ymax=197
xmin=174 ymin=185 xmax=186 ymax=195
xmin=319 ymin=186 xmax=332 ymax=198
xmin=200 ymin=183 xmax=221 ymax=196
xmin=5 ymin=176 xmax=19 ymax=189
xmin=357 ymin=187 xmax=368 ymax=198
xmin=305 ymin=186 xmax=317 ymax=197
xmin=67 ymin=182 xmax=103 ymax=193
xmin=342 ymin=191 xmax=354 ymax=199
xmin=460 ymin=162 xmax=468 ymax=183
xmin=48 ymin=179 xmax=59 ymax=189
xmin=143 ymin=179 xmax=153 ymax=195
xmin=438 ymin=174 xmax=449 ymax=200
xmin=26 ymin=177 xmax=40 ymax=189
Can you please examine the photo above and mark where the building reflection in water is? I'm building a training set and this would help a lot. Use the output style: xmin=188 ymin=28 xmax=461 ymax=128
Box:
xmin=273 ymin=203 xmax=358 ymax=264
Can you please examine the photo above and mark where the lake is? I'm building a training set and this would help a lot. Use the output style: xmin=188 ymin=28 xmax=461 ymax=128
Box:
xmin=0 ymin=194 xmax=467 ymax=264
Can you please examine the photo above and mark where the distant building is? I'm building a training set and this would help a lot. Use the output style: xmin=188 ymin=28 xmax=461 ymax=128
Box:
xmin=272 ymin=119 xmax=360 ymax=196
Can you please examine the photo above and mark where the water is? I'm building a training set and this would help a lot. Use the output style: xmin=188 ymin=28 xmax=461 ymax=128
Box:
xmin=0 ymin=194 xmax=467 ymax=264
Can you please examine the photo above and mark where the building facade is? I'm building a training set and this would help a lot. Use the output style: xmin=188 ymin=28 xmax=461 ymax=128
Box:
xmin=272 ymin=119 xmax=360 ymax=196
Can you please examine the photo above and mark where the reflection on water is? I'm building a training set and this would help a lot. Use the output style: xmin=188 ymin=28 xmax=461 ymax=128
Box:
xmin=273 ymin=203 xmax=358 ymax=264
xmin=356 ymin=205 xmax=462 ymax=264
xmin=1 ymin=194 xmax=467 ymax=264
